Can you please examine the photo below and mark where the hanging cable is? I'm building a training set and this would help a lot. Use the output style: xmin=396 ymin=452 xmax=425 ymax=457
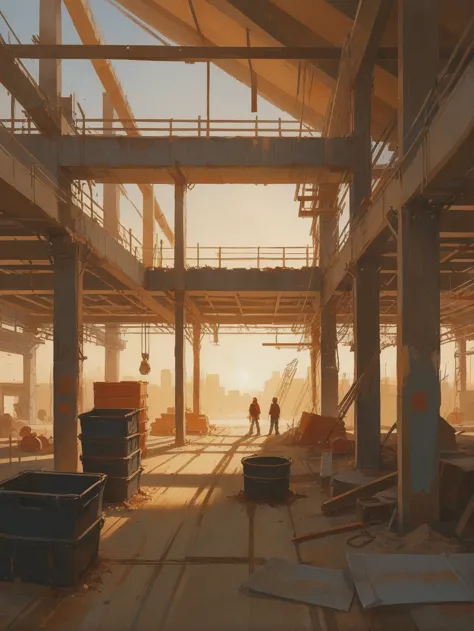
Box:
xmin=139 ymin=323 xmax=151 ymax=375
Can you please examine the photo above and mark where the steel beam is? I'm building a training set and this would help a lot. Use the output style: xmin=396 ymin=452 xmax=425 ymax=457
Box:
xmin=4 ymin=43 xmax=404 ymax=61
xmin=19 ymin=135 xmax=353 ymax=185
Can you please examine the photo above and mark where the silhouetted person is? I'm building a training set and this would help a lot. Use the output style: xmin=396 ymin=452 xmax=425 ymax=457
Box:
xmin=268 ymin=397 xmax=281 ymax=435
xmin=248 ymin=397 xmax=261 ymax=436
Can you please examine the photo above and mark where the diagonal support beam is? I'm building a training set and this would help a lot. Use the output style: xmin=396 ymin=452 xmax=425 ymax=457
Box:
xmin=0 ymin=37 xmax=60 ymax=137
xmin=63 ymin=0 xmax=174 ymax=246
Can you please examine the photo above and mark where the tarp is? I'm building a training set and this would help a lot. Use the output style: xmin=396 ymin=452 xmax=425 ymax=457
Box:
xmin=241 ymin=557 xmax=354 ymax=612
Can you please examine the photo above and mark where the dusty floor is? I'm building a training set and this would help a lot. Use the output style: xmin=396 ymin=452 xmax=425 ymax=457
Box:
xmin=1 ymin=428 xmax=474 ymax=631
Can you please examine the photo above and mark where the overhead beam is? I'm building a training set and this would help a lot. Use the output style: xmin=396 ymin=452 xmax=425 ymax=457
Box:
xmin=5 ymin=44 xmax=420 ymax=61
xmin=62 ymin=0 xmax=173 ymax=245
xmin=19 ymin=135 xmax=354 ymax=185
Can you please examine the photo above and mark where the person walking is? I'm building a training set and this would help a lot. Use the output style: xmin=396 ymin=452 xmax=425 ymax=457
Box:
xmin=248 ymin=397 xmax=261 ymax=436
xmin=268 ymin=397 xmax=281 ymax=436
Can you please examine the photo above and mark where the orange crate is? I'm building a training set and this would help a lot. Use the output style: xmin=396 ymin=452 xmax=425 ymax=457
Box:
xmin=94 ymin=381 xmax=147 ymax=397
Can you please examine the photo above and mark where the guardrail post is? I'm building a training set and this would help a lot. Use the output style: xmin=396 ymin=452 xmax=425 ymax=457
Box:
xmin=169 ymin=119 xmax=173 ymax=137
xmin=197 ymin=243 xmax=200 ymax=267
xmin=306 ymin=246 xmax=309 ymax=267
xmin=159 ymin=239 xmax=164 ymax=267
xmin=257 ymin=246 xmax=260 ymax=269
xmin=129 ymin=228 xmax=132 ymax=253
xmin=255 ymin=116 xmax=258 ymax=137
xmin=278 ymin=117 xmax=282 ymax=137
xmin=198 ymin=116 xmax=201 ymax=137
xmin=282 ymin=247 xmax=286 ymax=268
xmin=218 ymin=247 xmax=222 ymax=268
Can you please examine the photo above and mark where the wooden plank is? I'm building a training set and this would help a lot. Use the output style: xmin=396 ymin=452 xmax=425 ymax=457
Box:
xmin=322 ymin=472 xmax=398 ymax=514
xmin=292 ymin=521 xmax=365 ymax=544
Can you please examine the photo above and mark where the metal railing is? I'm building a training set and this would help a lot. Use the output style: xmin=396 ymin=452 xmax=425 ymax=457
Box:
xmin=154 ymin=245 xmax=314 ymax=269
xmin=1 ymin=116 xmax=318 ymax=138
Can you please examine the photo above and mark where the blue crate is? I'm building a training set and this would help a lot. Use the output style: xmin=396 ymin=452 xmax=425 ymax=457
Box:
xmin=82 ymin=449 xmax=141 ymax=478
xmin=79 ymin=432 xmax=140 ymax=458
xmin=79 ymin=408 xmax=140 ymax=437
xmin=104 ymin=468 xmax=143 ymax=504
xmin=0 ymin=471 xmax=107 ymax=540
xmin=0 ymin=517 xmax=104 ymax=587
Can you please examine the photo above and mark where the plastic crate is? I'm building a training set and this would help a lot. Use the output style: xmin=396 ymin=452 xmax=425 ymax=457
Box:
xmin=81 ymin=449 xmax=141 ymax=478
xmin=79 ymin=433 xmax=140 ymax=458
xmin=0 ymin=517 xmax=103 ymax=587
xmin=104 ymin=468 xmax=143 ymax=503
xmin=0 ymin=471 xmax=106 ymax=540
xmin=79 ymin=408 xmax=140 ymax=437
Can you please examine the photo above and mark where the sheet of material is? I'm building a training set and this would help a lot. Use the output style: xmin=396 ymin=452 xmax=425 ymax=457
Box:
xmin=347 ymin=553 xmax=474 ymax=609
xmin=397 ymin=202 xmax=441 ymax=529
xmin=52 ymin=237 xmax=83 ymax=472
xmin=241 ymin=558 xmax=354 ymax=612
xmin=322 ymin=471 xmax=398 ymax=514
xmin=192 ymin=322 xmax=201 ymax=415
xmin=174 ymin=182 xmax=186 ymax=447
xmin=354 ymin=259 xmax=381 ymax=470
xmin=39 ymin=0 xmax=62 ymax=112
xmin=411 ymin=604 xmax=474 ymax=631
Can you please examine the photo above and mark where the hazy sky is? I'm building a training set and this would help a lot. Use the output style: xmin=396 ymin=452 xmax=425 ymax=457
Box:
xmin=0 ymin=1 xmax=462 ymax=394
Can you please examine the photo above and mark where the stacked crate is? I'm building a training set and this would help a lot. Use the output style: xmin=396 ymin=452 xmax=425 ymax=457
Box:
xmin=0 ymin=471 xmax=106 ymax=587
xmin=79 ymin=408 xmax=143 ymax=503
xmin=93 ymin=381 xmax=149 ymax=456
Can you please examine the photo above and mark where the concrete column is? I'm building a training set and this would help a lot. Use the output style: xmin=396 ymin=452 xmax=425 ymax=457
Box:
xmin=397 ymin=0 xmax=440 ymax=530
xmin=105 ymin=325 xmax=120 ymax=382
xmin=398 ymin=0 xmax=439 ymax=154
xmin=53 ymin=239 xmax=84 ymax=472
xmin=174 ymin=182 xmax=187 ymax=446
xmin=397 ymin=202 xmax=440 ymax=529
xmin=350 ymin=70 xmax=372 ymax=221
xmin=39 ymin=0 xmax=62 ymax=110
xmin=354 ymin=259 xmax=381 ymax=469
xmin=193 ymin=323 xmax=201 ymax=415
xmin=143 ymin=189 xmax=155 ymax=267
xmin=22 ymin=344 xmax=37 ymax=425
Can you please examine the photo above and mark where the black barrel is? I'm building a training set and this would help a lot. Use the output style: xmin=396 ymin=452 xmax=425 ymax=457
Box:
xmin=241 ymin=455 xmax=292 ymax=502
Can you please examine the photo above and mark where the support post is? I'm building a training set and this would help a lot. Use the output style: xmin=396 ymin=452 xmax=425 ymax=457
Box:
xmin=310 ymin=322 xmax=320 ymax=413
xmin=354 ymin=259 xmax=381 ymax=469
xmin=319 ymin=201 xmax=339 ymax=418
xmin=397 ymin=203 xmax=441 ymax=529
xmin=397 ymin=0 xmax=440 ymax=530
xmin=102 ymin=92 xmax=120 ymax=237
xmin=143 ymin=188 xmax=155 ymax=267
xmin=53 ymin=239 xmax=84 ymax=472
xmin=39 ymin=0 xmax=62 ymax=111
xmin=193 ymin=323 xmax=201 ymax=415
xmin=22 ymin=343 xmax=37 ymax=425
xmin=351 ymin=63 xmax=381 ymax=469
xmin=105 ymin=325 xmax=120 ymax=382
xmin=175 ymin=182 xmax=187 ymax=446
xmin=456 ymin=337 xmax=467 ymax=394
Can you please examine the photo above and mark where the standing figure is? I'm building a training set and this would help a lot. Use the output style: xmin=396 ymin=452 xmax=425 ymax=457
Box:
xmin=268 ymin=397 xmax=281 ymax=436
xmin=248 ymin=397 xmax=261 ymax=436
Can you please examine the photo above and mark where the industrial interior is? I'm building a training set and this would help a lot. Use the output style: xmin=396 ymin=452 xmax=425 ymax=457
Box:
xmin=1 ymin=0 xmax=474 ymax=629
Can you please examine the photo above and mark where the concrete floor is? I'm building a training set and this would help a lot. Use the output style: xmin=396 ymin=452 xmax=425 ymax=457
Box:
xmin=1 ymin=428 xmax=474 ymax=631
